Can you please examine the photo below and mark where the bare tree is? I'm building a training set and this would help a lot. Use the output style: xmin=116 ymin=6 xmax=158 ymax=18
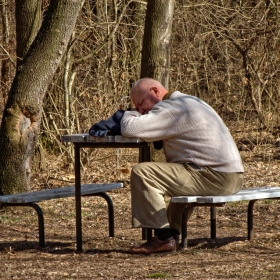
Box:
xmin=140 ymin=0 xmax=174 ymax=88
xmin=140 ymin=0 xmax=174 ymax=163
xmin=0 ymin=0 xmax=84 ymax=194
xmin=15 ymin=0 xmax=42 ymax=64
xmin=0 ymin=0 xmax=16 ymax=115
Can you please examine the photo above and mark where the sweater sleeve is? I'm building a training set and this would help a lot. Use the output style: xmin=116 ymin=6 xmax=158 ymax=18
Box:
xmin=120 ymin=105 xmax=176 ymax=141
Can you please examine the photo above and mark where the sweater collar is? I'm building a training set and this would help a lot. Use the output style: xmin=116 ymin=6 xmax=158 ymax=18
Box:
xmin=163 ymin=89 xmax=176 ymax=100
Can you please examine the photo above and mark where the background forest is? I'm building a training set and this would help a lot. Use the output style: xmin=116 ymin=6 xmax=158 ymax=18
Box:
xmin=1 ymin=0 xmax=279 ymax=184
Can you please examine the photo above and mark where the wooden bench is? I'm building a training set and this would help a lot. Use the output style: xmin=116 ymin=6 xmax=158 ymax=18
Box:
xmin=170 ymin=186 xmax=280 ymax=248
xmin=0 ymin=183 xmax=123 ymax=247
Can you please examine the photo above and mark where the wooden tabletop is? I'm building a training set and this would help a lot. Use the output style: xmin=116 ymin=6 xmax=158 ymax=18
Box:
xmin=61 ymin=133 xmax=146 ymax=143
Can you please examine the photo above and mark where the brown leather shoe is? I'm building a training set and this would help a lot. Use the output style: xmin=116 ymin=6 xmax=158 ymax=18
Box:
xmin=129 ymin=235 xmax=176 ymax=255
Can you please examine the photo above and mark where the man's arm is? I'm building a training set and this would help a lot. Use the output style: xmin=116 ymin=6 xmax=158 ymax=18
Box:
xmin=120 ymin=106 xmax=174 ymax=141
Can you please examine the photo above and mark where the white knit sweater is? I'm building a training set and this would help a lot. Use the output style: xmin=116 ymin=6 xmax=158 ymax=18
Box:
xmin=121 ymin=91 xmax=244 ymax=173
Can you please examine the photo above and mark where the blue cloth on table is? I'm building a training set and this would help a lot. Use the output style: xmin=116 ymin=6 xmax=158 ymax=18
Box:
xmin=89 ymin=109 xmax=163 ymax=150
xmin=89 ymin=109 xmax=125 ymax=136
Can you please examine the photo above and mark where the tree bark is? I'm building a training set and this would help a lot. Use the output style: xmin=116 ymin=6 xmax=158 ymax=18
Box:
xmin=0 ymin=0 xmax=15 ymax=114
xmin=140 ymin=0 xmax=174 ymax=88
xmin=128 ymin=1 xmax=145 ymax=84
xmin=0 ymin=0 xmax=83 ymax=194
xmin=140 ymin=0 xmax=174 ymax=163
xmin=15 ymin=0 xmax=42 ymax=64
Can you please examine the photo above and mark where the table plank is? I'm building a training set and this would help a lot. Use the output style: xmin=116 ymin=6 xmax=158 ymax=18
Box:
xmin=61 ymin=134 xmax=87 ymax=142
xmin=61 ymin=134 xmax=146 ymax=143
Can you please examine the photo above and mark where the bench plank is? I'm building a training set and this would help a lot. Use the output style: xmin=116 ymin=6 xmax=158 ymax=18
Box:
xmin=0 ymin=183 xmax=123 ymax=204
xmin=171 ymin=196 xmax=201 ymax=203
xmin=171 ymin=186 xmax=280 ymax=204
xmin=197 ymin=186 xmax=280 ymax=203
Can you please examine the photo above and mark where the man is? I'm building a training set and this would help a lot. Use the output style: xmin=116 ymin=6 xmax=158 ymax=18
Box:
xmin=120 ymin=78 xmax=244 ymax=254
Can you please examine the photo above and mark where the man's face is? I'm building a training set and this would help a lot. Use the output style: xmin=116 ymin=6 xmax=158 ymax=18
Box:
xmin=132 ymin=88 xmax=161 ymax=114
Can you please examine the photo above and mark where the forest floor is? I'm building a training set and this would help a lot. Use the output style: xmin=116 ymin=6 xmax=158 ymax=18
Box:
xmin=1 ymin=127 xmax=280 ymax=279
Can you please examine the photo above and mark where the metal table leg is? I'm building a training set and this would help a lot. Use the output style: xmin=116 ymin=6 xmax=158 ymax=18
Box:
xmin=210 ymin=207 xmax=217 ymax=239
xmin=139 ymin=145 xmax=152 ymax=240
xmin=74 ymin=144 xmax=82 ymax=252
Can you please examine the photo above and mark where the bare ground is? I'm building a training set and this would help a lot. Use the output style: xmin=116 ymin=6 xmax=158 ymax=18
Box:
xmin=1 ymin=147 xmax=280 ymax=279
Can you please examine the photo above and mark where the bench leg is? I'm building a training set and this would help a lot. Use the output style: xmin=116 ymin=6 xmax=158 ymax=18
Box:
xmin=248 ymin=200 xmax=257 ymax=240
xmin=29 ymin=203 xmax=45 ymax=247
xmin=181 ymin=205 xmax=195 ymax=249
xmin=92 ymin=193 xmax=115 ymax=237
xmin=7 ymin=203 xmax=45 ymax=247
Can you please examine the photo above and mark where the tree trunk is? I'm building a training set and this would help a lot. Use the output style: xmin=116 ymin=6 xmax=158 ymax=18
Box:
xmin=15 ymin=0 xmax=42 ymax=64
xmin=128 ymin=1 xmax=145 ymax=84
xmin=140 ymin=0 xmax=174 ymax=88
xmin=0 ymin=1 xmax=15 ymax=116
xmin=140 ymin=0 xmax=174 ymax=163
xmin=0 ymin=0 xmax=83 ymax=195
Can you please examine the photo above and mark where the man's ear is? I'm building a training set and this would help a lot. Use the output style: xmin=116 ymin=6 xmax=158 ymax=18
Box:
xmin=150 ymin=87 xmax=160 ymax=97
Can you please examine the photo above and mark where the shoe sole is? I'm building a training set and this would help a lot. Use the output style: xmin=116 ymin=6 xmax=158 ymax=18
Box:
xmin=149 ymin=250 xmax=177 ymax=256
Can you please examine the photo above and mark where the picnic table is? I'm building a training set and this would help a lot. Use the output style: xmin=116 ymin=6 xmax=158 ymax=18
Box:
xmin=61 ymin=134 xmax=151 ymax=251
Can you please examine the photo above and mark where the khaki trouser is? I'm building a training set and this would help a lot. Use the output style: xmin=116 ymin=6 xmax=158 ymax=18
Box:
xmin=130 ymin=162 xmax=244 ymax=232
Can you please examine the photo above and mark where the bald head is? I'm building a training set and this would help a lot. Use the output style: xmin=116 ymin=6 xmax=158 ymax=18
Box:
xmin=130 ymin=78 xmax=168 ymax=114
xmin=131 ymin=78 xmax=166 ymax=98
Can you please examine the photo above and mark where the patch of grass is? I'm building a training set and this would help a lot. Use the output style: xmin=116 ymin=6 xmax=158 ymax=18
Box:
xmin=0 ymin=207 xmax=37 ymax=224
xmin=146 ymin=273 xmax=171 ymax=279
xmin=262 ymin=199 xmax=277 ymax=205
